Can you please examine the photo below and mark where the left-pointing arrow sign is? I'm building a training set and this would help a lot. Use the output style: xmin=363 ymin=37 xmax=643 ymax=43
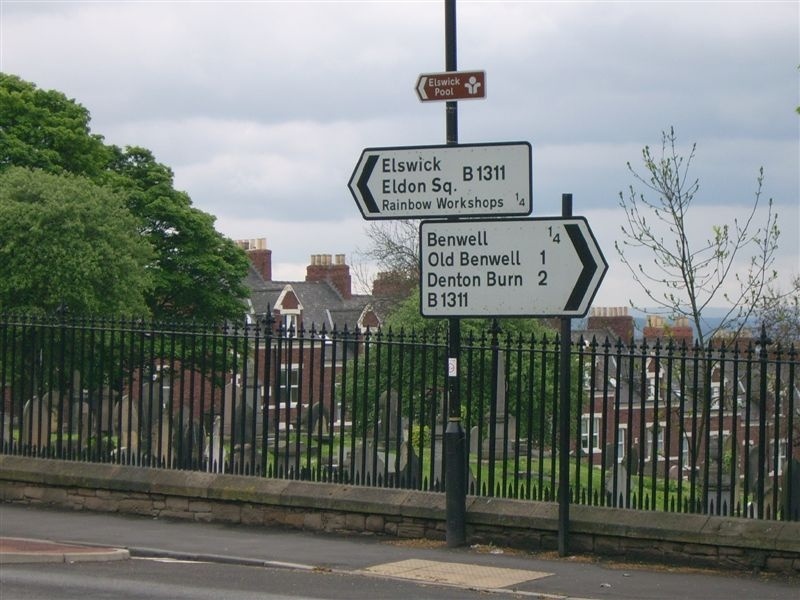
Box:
xmin=348 ymin=142 xmax=532 ymax=220
xmin=415 ymin=70 xmax=486 ymax=102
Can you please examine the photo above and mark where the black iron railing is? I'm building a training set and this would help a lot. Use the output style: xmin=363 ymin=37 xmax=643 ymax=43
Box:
xmin=1 ymin=313 xmax=797 ymax=520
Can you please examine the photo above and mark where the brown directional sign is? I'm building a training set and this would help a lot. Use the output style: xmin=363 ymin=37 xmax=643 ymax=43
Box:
xmin=415 ymin=70 xmax=486 ymax=102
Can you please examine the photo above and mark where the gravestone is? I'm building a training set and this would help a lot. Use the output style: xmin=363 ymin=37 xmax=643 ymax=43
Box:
xmin=377 ymin=390 xmax=404 ymax=446
xmin=431 ymin=392 xmax=447 ymax=488
xmin=65 ymin=399 xmax=87 ymax=435
xmin=223 ymin=381 xmax=261 ymax=446
xmin=172 ymin=412 xmax=203 ymax=469
xmin=222 ymin=382 xmax=236 ymax=437
xmin=706 ymin=470 xmax=733 ymax=515
xmin=115 ymin=395 xmax=139 ymax=458
xmin=627 ymin=444 xmax=640 ymax=476
xmin=746 ymin=444 xmax=771 ymax=496
xmin=348 ymin=441 xmax=385 ymax=485
xmin=63 ymin=401 xmax=91 ymax=455
xmin=482 ymin=351 xmax=516 ymax=458
xmin=308 ymin=402 xmax=332 ymax=439
xmin=782 ymin=459 xmax=800 ymax=521
xmin=1 ymin=414 xmax=9 ymax=448
xmin=604 ymin=463 xmax=629 ymax=507
xmin=705 ymin=435 xmax=733 ymax=514
xmin=142 ymin=386 xmax=164 ymax=461
xmin=603 ymin=443 xmax=618 ymax=470
xmin=348 ymin=439 xmax=420 ymax=488
xmin=150 ymin=407 xmax=171 ymax=466
xmin=469 ymin=425 xmax=479 ymax=457
xmin=396 ymin=440 xmax=422 ymax=487
xmin=204 ymin=415 xmax=227 ymax=473
xmin=95 ymin=389 xmax=115 ymax=434
xmin=20 ymin=397 xmax=51 ymax=450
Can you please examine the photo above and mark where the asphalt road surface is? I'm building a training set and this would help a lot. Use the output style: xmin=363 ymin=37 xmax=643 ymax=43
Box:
xmin=1 ymin=504 xmax=797 ymax=600
xmin=3 ymin=558 xmax=513 ymax=600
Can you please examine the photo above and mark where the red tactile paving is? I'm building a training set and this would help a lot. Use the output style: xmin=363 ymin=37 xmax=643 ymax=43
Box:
xmin=0 ymin=537 xmax=129 ymax=563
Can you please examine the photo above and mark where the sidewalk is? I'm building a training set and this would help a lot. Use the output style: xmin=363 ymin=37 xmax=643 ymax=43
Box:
xmin=0 ymin=536 xmax=129 ymax=564
xmin=1 ymin=503 xmax=797 ymax=600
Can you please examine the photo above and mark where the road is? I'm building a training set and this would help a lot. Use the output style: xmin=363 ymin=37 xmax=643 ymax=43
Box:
xmin=3 ymin=559 xmax=505 ymax=600
xmin=1 ymin=504 xmax=797 ymax=600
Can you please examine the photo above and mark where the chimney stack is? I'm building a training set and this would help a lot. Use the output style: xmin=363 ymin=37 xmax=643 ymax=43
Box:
xmin=643 ymin=315 xmax=693 ymax=345
xmin=587 ymin=306 xmax=635 ymax=342
xmin=306 ymin=253 xmax=352 ymax=299
xmin=236 ymin=238 xmax=272 ymax=282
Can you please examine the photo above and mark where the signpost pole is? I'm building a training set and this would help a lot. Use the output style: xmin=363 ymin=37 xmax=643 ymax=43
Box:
xmin=558 ymin=193 xmax=573 ymax=556
xmin=444 ymin=0 xmax=466 ymax=548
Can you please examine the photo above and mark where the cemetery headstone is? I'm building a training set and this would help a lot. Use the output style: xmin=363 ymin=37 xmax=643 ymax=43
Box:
xmin=604 ymin=463 xmax=629 ymax=508
xmin=2 ymin=414 xmax=9 ymax=448
xmin=308 ymin=402 xmax=332 ymax=439
xmin=469 ymin=425 xmax=479 ymax=457
xmin=482 ymin=351 xmax=517 ymax=459
xmin=115 ymin=395 xmax=139 ymax=459
xmin=747 ymin=445 xmax=764 ymax=494
xmin=782 ymin=458 xmax=800 ymax=521
xmin=20 ymin=397 xmax=50 ymax=450
xmin=223 ymin=381 xmax=261 ymax=447
xmin=627 ymin=444 xmax=640 ymax=476
xmin=348 ymin=441 xmax=385 ymax=486
xmin=378 ymin=389 xmax=403 ymax=446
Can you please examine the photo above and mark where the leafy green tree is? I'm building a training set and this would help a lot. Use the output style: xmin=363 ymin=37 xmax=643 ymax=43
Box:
xmin=0 ymin=74 xmax=250 ymax=322
xmin=0 ymin=73 xmax=110 ymax=178
xmin=348 ymin=290 xmax=564 ymax=448
xmin=0 ymin=167 xmax=152 ymax=315
xmin=107 ymin=147 xmax=250 ymax=322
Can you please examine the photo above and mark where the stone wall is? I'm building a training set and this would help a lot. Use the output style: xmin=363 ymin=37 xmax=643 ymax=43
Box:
xmin=1 ymin=455 xmax=798 ymax=574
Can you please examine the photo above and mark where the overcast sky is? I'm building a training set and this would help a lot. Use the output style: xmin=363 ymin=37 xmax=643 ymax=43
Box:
xmin=1 ymin=0 xmax=798 ymax=310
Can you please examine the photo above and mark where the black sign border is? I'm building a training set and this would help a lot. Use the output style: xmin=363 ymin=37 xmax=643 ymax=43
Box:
xmin=348 ymin=141 xmax=533 ymax=221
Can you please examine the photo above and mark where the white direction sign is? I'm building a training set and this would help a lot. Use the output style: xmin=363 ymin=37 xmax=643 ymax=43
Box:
xmin=348 ymin=142 xmax=532 ymax=220
xmin=420 ymin=217 xmax=608 ymax=318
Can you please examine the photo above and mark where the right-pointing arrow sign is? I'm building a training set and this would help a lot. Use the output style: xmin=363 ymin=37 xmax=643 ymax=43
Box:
xmin=564 ymin=222 xmax=600 ymax=312
xmin=420 ymin=217 xmax=608 ymax=318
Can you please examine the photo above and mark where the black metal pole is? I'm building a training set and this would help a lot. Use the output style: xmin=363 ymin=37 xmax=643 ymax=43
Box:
xmin=558 ymin=193 xmax=573 ymax=556
xmin=444 ymin=0 xmax=466 ymax=548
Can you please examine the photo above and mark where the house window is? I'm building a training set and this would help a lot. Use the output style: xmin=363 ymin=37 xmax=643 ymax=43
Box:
xmin=681 ymin=435 xmax=691 ymax=471
xmin=582 ymin=361 xmax=593 ymax=392
xmin=710 ymin=382 xmax=721 ymax=409
xmin=581 ymin=414 xmax=601 ymax=452
xmin=283 ymin=313 xmax=298 ymax=333
xmin=771 ymin=438 xmax=788 ymax=476
xmin=645 ymin=423 xmax=664 ymax=461
xmin=617 ymin=426 xmax=626 ymax=461
xmin=278 ymin=365 xmax=299 ymax=404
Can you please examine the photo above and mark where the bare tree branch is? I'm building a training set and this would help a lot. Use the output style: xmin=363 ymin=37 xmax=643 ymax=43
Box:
xmin=616 ymin=128 xmax=781 ymax=347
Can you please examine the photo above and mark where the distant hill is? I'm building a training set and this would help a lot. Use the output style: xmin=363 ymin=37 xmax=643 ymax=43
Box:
xmin=577 ymin=307 xmax=760 ymax=341
xmin=628 ymin=307 xmax=760 ymax=340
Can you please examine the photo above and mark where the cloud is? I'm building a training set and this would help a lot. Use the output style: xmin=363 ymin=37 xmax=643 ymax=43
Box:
xmin=584 ymin=202 xmax=799 ymax=308
xmin=2 ymin=0 xmax=797 ymax=310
